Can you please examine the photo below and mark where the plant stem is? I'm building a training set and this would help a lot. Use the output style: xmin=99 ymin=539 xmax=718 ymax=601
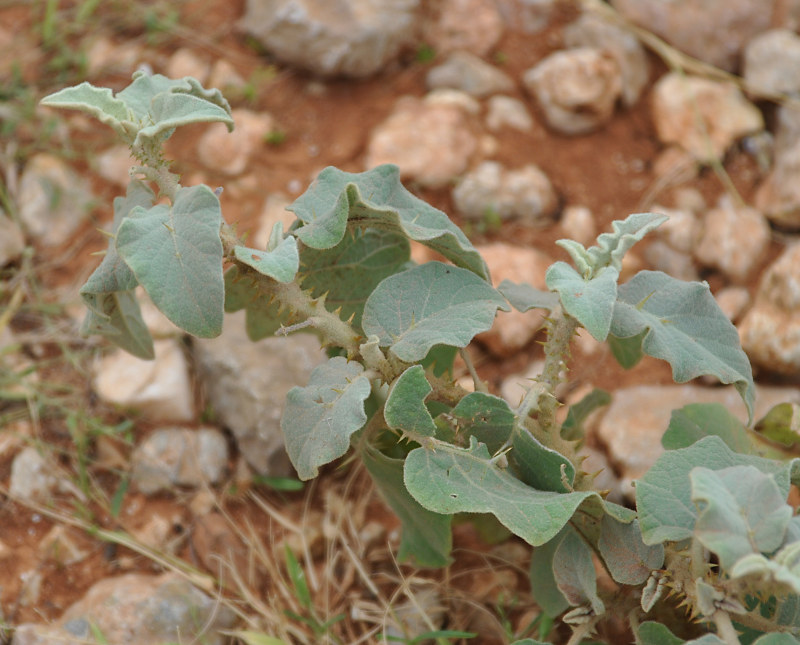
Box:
xmin=713 ymin=610 xmax=741 ymax=645
xmin=565 ymin=621 xmax=593 ymax=645
xmin=459 ymin=347 xmax=487 ymax=393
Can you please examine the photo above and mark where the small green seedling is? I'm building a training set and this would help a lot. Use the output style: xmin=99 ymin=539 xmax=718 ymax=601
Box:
xmin=41 ymin=73 xmax=800 ymax=645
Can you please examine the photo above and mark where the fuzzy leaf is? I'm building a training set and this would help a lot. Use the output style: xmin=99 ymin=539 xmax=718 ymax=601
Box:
xmin=298 ymin=228 xmax=410 ymax=330
xmin=691 ymin=465 xmax=793 ymax=569
xmin=446 ymin=392 xmax=516 ymax=453
xmin=611 ymin=271 xmax=755 ymax=422
xmin=637 ymin=621 xmax=684 ymax=645
xmin=607 ymin=330 xmax=646 ymax=369
xmin=234 ymin=235 xmax=299 ymax=283
xmin=553 ymin=526 xmax=605 ymax=615
xmin=662 ymin=403 xmax=751 ymax=454
xmin=529 ymin=528 xmax=571 ymax=617
xmin=223 ymin=266 xmax=287 ymax=341
xmin=498 ymin=279 xmax=558 ymax=312
xmin=289 ymin=165 xmax=489 ymax=278
xmin=384 ymin=365 xmax=436 ymax=437
xmin=685 ymin=636 xmax=726 ymax=645
xmin=404 ymin=437 xmax=598 ymax=546
xmin=755 ymin=403 xmax=800 ymax=448
xmin=637 ymin=436 xmax=793 ymax=545
xmin=752 ymin=635 xmax=800 ymax=645
xmin=561 ymin=388 xmax=611 ymax=441
xmin=81 ymin=291 xmax=154 ymax=359
xmin=546 ymin=263 xmax=619 ymax=341
xmin=116 ymin=185 xmax=224 ymax=338
xmin=362 ymin=445 xmax=451 ymax=567
xmin=598 ymin=517 xmax=664 ymax=585
xmin=40 ymin=82 xmax=131 ymax=136
xmin=362 ymin=262 xmax=508 ymax=362
xmin=281 ymin=357 xmax=370 ymax=480
xmin=135 ymin=90 xmax=234 ymax=146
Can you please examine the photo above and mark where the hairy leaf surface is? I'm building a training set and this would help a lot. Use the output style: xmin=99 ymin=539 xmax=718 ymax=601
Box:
xmin=553 ymin=526 xmax=605 ymax=615
xmin=546 ymin=263 xmax=619 ymax=340
xmin=662 ymin=403 xmax=751 ymax=453
xmin=498 ymin=279 xmax=558 ymax=312
xmin=362 ymin=262 xmax=508 ymax=362
xmin=598 ymin=517 xmax=664 ymax=585
xmin=384 ymin=365 xmax=436 ymax=437
xmin=234 ymin=235 xmax=299 ymax=284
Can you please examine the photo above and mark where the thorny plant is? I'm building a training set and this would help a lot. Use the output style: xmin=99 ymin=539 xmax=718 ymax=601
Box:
xmin=39 ymin=73 xmax=800 ymax=645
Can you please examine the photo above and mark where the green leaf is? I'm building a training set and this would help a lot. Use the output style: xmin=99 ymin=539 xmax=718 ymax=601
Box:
xmin=404 ymin=437 xmax=598 ymax=546
xmin=289 ymin=165 xmax=489 ymax=278
xmin=637 ymin=621 xmax=684 ymax=645
xmin=529 ymin=528 xmax=571 ymax=617
xmin=362 ymin=262 xmax=509 ymax=363
xmin=447 ymin=392 xmax=517 ymax=453
xmin=637 ymin=436 xmax=794 ymax=545
xmin=384 ymin=365 xmax=436 ymax=438
xmin=752 ymin=633 xmax=800 ymax=644
xmin=598 ymin=517 xmax=664 ymax=585
xmin=755 ymin=403 xmax=800 ymax=447
xmin=234 ymin=235 xmax=299 ymax=283
xmin=561 ymin=388 xmax=611 ymax=441
xmin=607 ymin=330 xmax=646 ymax=369
xmin=511 ymin=425 xmax=575 ymax=493
xmin=298 ymin=228 xmax=410 ymax=330
xmin=558 ymin=212 xmax=667 ymax=275
xmin=223 ymin=266 xmax=287 ymax=341
xmin=498 ymin=279 xmax=558 ymax=312
xmin=546 ymin=263 xmax=619 ymax=341
xmin=553 ymin=526 xmax=605 ymax=615
xmin=662 ymin=403 xmax=751 ymax=454
xmin=116 ymin=185 xmax=224 ymax=338
xmin=611 ymin=271 xmax=755 ymax=422
xmin=685 ymin=637 xmax=726 ymax=645
xmin=420 ymin=344 xmax=458 ymax=377
xmin=40 ymin=82 xmax=131 ymax=137
xmin=281 ymin=357 xmax=371 ymax=480
xmin=362 ymin=445 xmax=451 ymax=567
xmin=135 ymin=90 xmax=234 ymax=146
xmin=283 ymin=545 xmax=311 ymax=608
xmin=81 ymin=291 xmax=154 ymax=360
xmin=691 ymin=465 xmax=793 ymax=569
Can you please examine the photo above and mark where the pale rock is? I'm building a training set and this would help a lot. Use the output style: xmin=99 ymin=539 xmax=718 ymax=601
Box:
xmin=739 ymin=243 xmax=800 ymax=373
xmin=18 ymin=154 xmax=94 ymax=247
xmin=611 ymin=0 xmax=773 ymax=72
xmin=197 ymin=108 xmax=273 ymax=176
xmin=651 ymin=73 xmax=763 ymax=163
xmin=237 ymin=0 xmax=419 ymax=78
xmin=130 ymin=514 xmax=176 ymax=551
xmin=672 ymin=187 xmax=707 ymax=215
xmin=500 ymin=359 xmax=571 ymax=405
xmin=192 ymin=310 xmax=326 ymax=475
xmin=715 ymin=286 xmax=751 ymax=322
xmin=9 ymin=447 xmax=59 ymax=502
xmin=86 ymin=36 xmax=142 ymax=78
xmin=453 ymin=161 xmax=557 ymax=223
xmin=39 ymin=526 xmax=89 ymax=566
xmin=0 ymin=211 xmax=25 ymax=266
xmin=594 ymin=384 xmax=800 ymax=485
xmin=253 ymin=193 xmax=295 ymax=249
xmin=18 ymin=569 xmax=43 ymax=607
xmin=365 ymin=95 xmax=478 ymax=188
xmin=93 ymin=339 xmax=194 ymax=423
xmin=755 ymin=105 xmax=800 ymax=226
xmin=563 ymin=12 xmax=649 ymax=107
xmin=424 ymin=0 xmax=504 ymax=56
xmin=744 ymin=29 xmax=800 ymax=98
xmin=651 ymin=146 xmax=699 ymax=183
xmin=559 ymin=205 xmax=596 ymax=248
xmin=486 ymin=95 xmax=533 ymax=132
xmin=523 ymin=48 xmax=623 ymax=135
xmin=424 ymin=87 xmax=481 ymax=114
xmin=651 ymin=206 xmax=700 ymax=254
xmin=495 ymin=0 xmax=558 ymax=33
xmin=426 ymin=51 xmax=514 ymax=98
xmin=93 ymin=145 xmax=136 ymax=187
xmin=477 ymin=243 xmax=552 ymax=357
xmin=131 ymin=427 xmax=229 ymax=494
xmin=208 ymin=59 xmax=248 ymax=92
xmin=165 ymin=48 xmax=210 ymax=83
xmin=694 ymin=197 xmax=770 ymax=283
xmin=11 ymin=573 xmax=236 ymax=645
xmin=643 ymin=240 xmax=698 ymax=281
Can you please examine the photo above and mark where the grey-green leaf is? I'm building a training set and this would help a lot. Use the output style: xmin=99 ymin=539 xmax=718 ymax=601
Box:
xmin=662 ymin=403 xmax=751 ymax=454
xmin=553 ymin=526 xmax=605 ymax=615
xmin=611 ymin=270 xmax=755 ymax=422
xmin=135 ymin=90 xmax=234 ymax=146
xmin=404 ymin=437 xmax=597 ymax=546
xmin=598 ymin=517 xmax=664 ymax=585
xmin=755 ymin=403 xmax=800 ymax=448
xmin=81 ymin=291 xmax=154 ymax=360
xmin=298 ymin=228 xmax=410 ymax=330
xmin=637 ymin=436 xmax=793 ymax=545
xmin=289 ymin=165 xmax=489 ymax=278
xmin=116 ymin=184 xmax=224 ymax=338
xmin=384 ymin=365 xmax=436 ymax=438
xmin=498 ymin=279 xmax=559 ymax=312
xmin=362 ymin=262 xmax=509 ymax=363
xmin=637 ymin=621 xmax=684 ymax=645
xmin=607 ymin=330 xmax=646 ymax=369
xmin=281 ymin=357 xmax=370 ymax=480
xmin=362 ymin=445 xmax=451 ymax=567
xmin=234 ymin=235 xmax=299 ymax=284
xmin=691 ymin=465 xmax=793 ymax=569
xmin=561 ymin=388 xmax=611 ymax=441
xmin=41 ymin=82 xmax=131 ymax=137
xmin=546 ymin=262 xmax=619 ymax=341
xmin=223 ymin=266 xmax=287 ymax=340
xmin=529 ymin=528 xmax=571 ymax=617
xmin=752 ymin=635 xmax=800 ymax=645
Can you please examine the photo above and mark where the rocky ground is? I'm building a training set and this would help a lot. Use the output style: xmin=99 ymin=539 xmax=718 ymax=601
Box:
xmin=2 ymin=0 xmax=800 ymax=643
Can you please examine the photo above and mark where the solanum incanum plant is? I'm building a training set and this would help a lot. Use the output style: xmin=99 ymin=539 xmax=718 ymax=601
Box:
xmin=43 ymin=73 xmax=800 ymax=645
